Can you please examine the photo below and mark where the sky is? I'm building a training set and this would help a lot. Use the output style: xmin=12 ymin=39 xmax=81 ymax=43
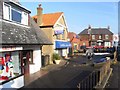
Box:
xmin=20 ymin=1 xmax=118 ymax=34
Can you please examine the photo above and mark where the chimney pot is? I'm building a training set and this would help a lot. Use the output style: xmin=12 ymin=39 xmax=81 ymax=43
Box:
xmin=37 ymin=4 xmax=43 ymax=26
xmin=108 ymin=26 xmax=110 ymax=30
xmin=88 ymin=25 xmax=91 ymax=29
xmin=39 ymin=4 xmax=42 ymax=8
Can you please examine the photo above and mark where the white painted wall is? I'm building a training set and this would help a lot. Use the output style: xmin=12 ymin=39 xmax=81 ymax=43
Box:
xmin=30 ymin=47 xmax=41 ymax=74
xmin=0 ymin=75 xmax=24 ymax=89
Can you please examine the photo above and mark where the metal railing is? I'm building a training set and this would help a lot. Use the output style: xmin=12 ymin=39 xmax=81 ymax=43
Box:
xmin=77 ymin=60 xmax=111 ymax=90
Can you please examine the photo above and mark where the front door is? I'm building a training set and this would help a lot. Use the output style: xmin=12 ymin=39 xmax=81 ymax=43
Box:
xmin=22 ymin=51 xmax=30 ymax=74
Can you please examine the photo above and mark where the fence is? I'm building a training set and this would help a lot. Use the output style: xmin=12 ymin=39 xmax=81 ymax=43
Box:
xmin=77 ymin=60 xmax=111 ymax=90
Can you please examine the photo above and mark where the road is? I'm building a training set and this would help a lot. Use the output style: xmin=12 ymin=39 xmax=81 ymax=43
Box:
xmin=21 ymin=54 xmax=107 ymax=88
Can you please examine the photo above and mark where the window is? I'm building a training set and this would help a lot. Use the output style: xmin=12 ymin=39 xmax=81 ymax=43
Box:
xmin=3 ymin=3 xmax=10 ymax=20
xmin=105 ymin=35 xmax=109 ymax=39
xmin=3 ymin=3 xmax=28 ymax=25
xmin=21 ymin=12 xmax=28 ymax=25
xmin=74 ymin=44 xmax=77 ymax=51
xmin=11 ymin=8 xmax=22 ymax=23
xmin=56 ymin=35 xmax=60 ymax=40
xmin=99 ymin=35 xmax=102 ymax=39
xmin=0 ymin=51 xmax=22 ymax=83
xmin=92 ymin=35 xmax=95 ymax=39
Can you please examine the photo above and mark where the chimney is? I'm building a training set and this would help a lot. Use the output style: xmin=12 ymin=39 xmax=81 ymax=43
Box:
xmin=108 ymin=26 xmax=110 ymax=30
xmin=88 ymin=25 xmax=92 ymax=34
xmin=37 ymin=4 xmax=43 ymax=26
xmin=88 ymin=25 xmax=91 ymax=29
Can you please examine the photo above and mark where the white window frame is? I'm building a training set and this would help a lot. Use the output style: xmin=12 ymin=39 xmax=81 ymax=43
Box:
xmin=21 ymin=12 xmax=28 ymax=25
xmin=3 ymin=2 xmax=28 ymax=25
xmin=105 ymin=35 xmax=109 ymax=39
xmin=3 ymin=2 xmax=11 ymax=20
xmin=99 ymin=35 xmax=102 ymax=39
xmin=92 ymin=35 xmax=95 ymax=40
xmin=11 ymin=7 xmax=22 ymax=23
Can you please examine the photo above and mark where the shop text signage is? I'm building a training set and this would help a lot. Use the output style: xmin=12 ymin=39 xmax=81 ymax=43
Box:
xmin=0 ymin=47 xmax=23 ymax=52
xmin=55 ymin=41 xmax=71 ymax=48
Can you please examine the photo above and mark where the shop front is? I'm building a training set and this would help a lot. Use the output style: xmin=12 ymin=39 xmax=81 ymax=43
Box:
xmin=0 ymin=46 xmax=24 ymax=88
xmin=0 ymin=45 xmax=42 ymax=88
xmin=55 ymin=41 xmax=71 ymax=57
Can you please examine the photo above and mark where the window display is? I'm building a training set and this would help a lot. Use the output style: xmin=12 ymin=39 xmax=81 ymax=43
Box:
xmin=0 ymin=51 xmax=22 ymax=83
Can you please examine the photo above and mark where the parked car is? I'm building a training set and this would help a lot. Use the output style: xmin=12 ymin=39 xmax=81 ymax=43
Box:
xmin=78 ymin=45 xmax=86 ymax=53
xmin=93 ymin=45 xmax=104 ymax=53
xmin=106 ymin=47 xmax=115 ymax=53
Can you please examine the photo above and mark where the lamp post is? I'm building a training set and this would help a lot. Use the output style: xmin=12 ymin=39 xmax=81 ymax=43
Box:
xmin=88 ymin=25 xmax=92 ymax=47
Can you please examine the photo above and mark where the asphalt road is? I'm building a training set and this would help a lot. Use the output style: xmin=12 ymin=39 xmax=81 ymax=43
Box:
xmin=21 ymin=55 xmax=107 ymax=88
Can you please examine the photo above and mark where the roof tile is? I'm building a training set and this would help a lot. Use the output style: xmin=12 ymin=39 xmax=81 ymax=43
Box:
xmin=32 ymin=12 xmax=63 ymax=26
xmin=79 ymin=28 xmax=113 ymax=35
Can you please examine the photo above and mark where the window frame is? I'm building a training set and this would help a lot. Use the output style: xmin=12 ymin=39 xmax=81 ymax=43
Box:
xmin=99 ymin=35 xmax=102 ymax=39
xmin=11 ymin=7 xmax=22 ymax=23
xmin=3 ymin=2 xmax=22 ymax=24
xmin=105 ymin=34 xmax=109 ymax=39
xmin=3 ymin=2 xmax=11 ymax=20
xmin=92 ymin=35 xmax=95 ymax=40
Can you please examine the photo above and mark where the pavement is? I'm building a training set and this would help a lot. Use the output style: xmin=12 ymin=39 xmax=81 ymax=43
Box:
xmin=105 ymin=62 xmax=120 ymax=89
xmin=95 ymin=68 xmax=113 ymax=89
xmin=20 ymin=55 xmax=99 ymax=88
xmin=20 ymin=54 xmax=111 ymax=88
xmin=41 ymin=59 xmax=68 ymax=72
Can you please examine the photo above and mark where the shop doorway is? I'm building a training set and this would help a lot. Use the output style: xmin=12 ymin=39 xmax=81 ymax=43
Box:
xmin=22 ymin=51 xmax=30 ymax=74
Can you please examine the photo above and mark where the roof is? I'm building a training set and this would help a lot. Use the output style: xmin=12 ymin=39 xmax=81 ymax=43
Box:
xmin=10 ymin=0 xmax=21 ymax=5
xmin=68 ymin=32 xmax=80 ymax=43
xmin=32 ymin=12 xmax=63 ymax=27
xmin=68 ymin=32 xmax=77 ymax=40
xmin=79 ymin=28 xmax=113 ymax=35
xmin=1 ymin=17 xmax=53 ymax=45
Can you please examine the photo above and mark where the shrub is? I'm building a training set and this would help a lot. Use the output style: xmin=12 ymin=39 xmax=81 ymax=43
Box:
xmin=53 ymin=53 xmax=61 ymax=60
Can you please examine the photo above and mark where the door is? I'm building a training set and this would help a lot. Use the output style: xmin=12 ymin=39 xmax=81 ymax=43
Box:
xmin=22 ymin=51 xmax=30 ymax=74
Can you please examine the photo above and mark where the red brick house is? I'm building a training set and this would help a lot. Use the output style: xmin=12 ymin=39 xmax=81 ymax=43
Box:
xmin=78 ymin=25 xmax=113 ymax=48
xmin=68 ymin=32 xmax=80 ymax=54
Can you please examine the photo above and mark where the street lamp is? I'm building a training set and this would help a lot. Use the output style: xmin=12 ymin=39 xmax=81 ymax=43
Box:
xmin=88 ymin=25 xmax=92 ymax=47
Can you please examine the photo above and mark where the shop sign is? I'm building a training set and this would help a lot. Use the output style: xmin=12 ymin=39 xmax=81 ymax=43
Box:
xmin=0 ymin=47 xmax=23 ymax=52
xmin=55 ymin=41 xmax=71 ymax=48
xmin=54 ymin=30 xmax=64 ymax=35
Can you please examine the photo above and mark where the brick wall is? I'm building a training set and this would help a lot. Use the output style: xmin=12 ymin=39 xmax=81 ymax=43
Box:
xmin=79 ymin=34 xmax=113 ymax=46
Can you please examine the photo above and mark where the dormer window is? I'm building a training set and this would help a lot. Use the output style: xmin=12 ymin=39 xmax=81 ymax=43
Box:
xmin=3 ymin=2 xmax=28 ymax=25
xmin=3 ymin=3 xmax=10 ymax=20
xmin=11 ymin=7 xmax=22 ymax=23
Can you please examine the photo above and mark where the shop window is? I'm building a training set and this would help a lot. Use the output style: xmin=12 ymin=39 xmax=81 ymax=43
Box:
xmin=0 ymin=51 xmax=22 ymax=83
